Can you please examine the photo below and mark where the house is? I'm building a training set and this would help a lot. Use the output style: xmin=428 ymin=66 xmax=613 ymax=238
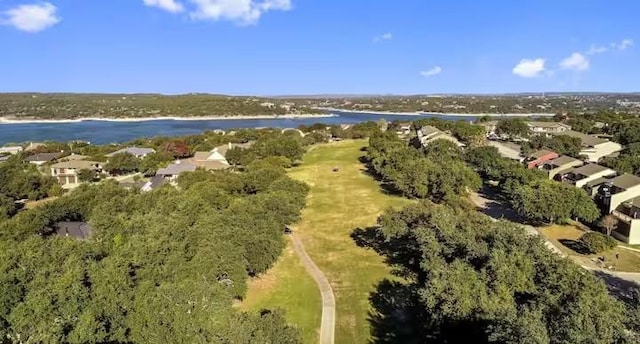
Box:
xmin=106 ymin=147 xmax=155 ymax=159
xmin=0 ymin=155 xmax=10 ymax=163
xmin=155 ymin=161 xmax=197 ymax=182
xmin=596 ymin=174 xmax=640 ymax=215
xmin=541 ymin=156 xmax=584 ymax=180
xmin=0 ymin=146 xmax=23 ymax=155
xmin=611 ymin=196 xmax=640 ymax=244
xmin=54 ymin=222 xmax=93 ymax=240
xmin=417 ymin=126 xmax=464 ymax=147
xmin=395 ymin=122 xmax=413 ymax=136
xmin=525 ymin=150 xmax=559 ymax=169
xmin=50 ymin=160 xmax=102 ymax=185
xmin=188 ymin=151 xmax=231 ymax=171
xmin=25 ymin=152 xmax=62 ymax=166
xmin=560 ymin=163 xmax=617 ymax=188
xmin=527 ymin=122 xmax=572 ymax=136
xmin=141 ymin=175 xmax=167 ymax=192
xmin=559 ymin=164 xmax=617 ymax=188
xmin=552 ymin=130 xmax=623 ymax=162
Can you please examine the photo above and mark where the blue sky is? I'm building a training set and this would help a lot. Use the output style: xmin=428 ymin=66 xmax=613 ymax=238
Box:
xmin=0 ymin=0 xmax=638 ymax=95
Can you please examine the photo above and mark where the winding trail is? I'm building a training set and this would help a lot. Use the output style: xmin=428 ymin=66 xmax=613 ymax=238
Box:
xmin=289 ymin=233 xmax=335 ymax=344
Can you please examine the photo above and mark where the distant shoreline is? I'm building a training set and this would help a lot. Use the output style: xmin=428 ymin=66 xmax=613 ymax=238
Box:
xmin=0 ymin=113 xmax=337 ymax=124
xmin=318 ymin=107 xmax=556 ymax=117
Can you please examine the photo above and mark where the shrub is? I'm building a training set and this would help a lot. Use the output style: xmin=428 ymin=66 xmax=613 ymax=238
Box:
xmin=579 ymin=232 xmax=618 ymax=254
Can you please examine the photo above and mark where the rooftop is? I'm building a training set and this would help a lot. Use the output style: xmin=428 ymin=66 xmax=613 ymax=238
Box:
xmin=25 ymin=152 xmax=62 ymax=162
xmin=546 ymin=155 xmax=582 ymax=168
xmin=528 ymin=149 xmax=558 ymax=159
xmin=527 ymin=121 xmax=571 ymax=129
xmin=54 ymin=222 xmax=92 ymax=240
xmin=553 ymin=130 xmax=608 ymax=147
xmin=420 ymin=125 xmax=441 ymax=137
xmin=106 ymin=147 xmax=155 ymax=157
xmin=156 ymin=162 xmax=197 ymax=176
xmin=50 ymin=160 xmax=101 ymax=170
xmin=611 ymin=174 xmax=640 ymax=190
xmin=214 ymin=142 xmax=254 ymax=157
xmin=570 ymin=163 xmax=613 ymax=177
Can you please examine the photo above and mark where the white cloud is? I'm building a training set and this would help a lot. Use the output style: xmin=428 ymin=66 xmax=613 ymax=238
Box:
xmin=189 ymin=0 xmax=291 ymax=25
xmin=512 ymin=58 xmax=546 ymax=78
xmin=586 ymin=44 xmax=608 ymax=55
xmin=144 ymin=0 xmax=185 ymax=13
xmin=614 ymin=39 xmax=634 ymax=51
xmin=1 ymin=2 xmax=60 ymax=33
xmin=373 ymin=32 xmax=392 ymax=43
xmin=420 ymin=66 xmax=442 ymax=77
xmin=560 ymin=52 xmax=590 ymax=71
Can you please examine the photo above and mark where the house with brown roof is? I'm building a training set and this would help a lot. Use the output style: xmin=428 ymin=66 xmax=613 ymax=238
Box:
xmin=50 ymin=159 xmax=102 ymax=185
xmin=525 ymin=150 xmax=559 ymax=169
xmin=560 ymin=163 xmax=617 ymax=188
xmin=596 ymin=174 xmax=640 ymax=213
xmin=541 ymin=156 xmax=584 ymax=179
xmin=552 ymin=130 xmax=622 ymax=162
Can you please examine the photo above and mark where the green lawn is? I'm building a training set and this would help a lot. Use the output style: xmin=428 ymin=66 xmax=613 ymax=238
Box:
xmin=241 ymin=140 xmax=413 ymax=343
xmin=241 ymin=241 xmax=322 ymax=344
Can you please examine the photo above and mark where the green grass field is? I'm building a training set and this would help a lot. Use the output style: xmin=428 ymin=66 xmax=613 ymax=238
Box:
xmin=242 ymin=140 xmax=413 ymax=343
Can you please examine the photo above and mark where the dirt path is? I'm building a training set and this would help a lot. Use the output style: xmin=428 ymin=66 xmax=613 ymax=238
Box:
xmin=289 ymin=234 xmax=335 ymax=344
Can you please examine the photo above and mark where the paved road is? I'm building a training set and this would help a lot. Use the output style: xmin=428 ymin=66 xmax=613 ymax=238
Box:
xmin=289 ymin=234 xmax=335 ymax=344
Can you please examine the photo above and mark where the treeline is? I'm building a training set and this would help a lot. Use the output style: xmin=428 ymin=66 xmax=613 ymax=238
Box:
xmin=0 ymin=93 xmax=323 ymax=119
xmin=0 ymin=158 xmax=309 ymax=342
xmin=361 ymin=201 xmax=636 ymax=343
xmin=360 ymin=127 xmax=638 ymax=343
xmin=366 ymin=132 xmax=481 ymax=201
xmin=304 ymin=94 xmax=640 ymax=115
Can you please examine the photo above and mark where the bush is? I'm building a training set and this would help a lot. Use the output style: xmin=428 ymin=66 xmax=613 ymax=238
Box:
xmin=579 ymin=232 xmax=618 ymax=254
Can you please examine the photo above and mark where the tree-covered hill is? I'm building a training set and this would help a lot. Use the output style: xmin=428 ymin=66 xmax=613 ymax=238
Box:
xmin=0 ymin=93 xmax=323 ymax=120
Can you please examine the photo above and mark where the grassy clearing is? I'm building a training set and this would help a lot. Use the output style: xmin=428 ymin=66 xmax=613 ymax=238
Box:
xmin=241 ymin=241 xmax=322 ymax=344
xmin=540 ymin=224 xmax=640 ymax=273
xmin=288 ymin=140 xmax=412 ymax=343
xmin=240 ymin=140 xmax=412 ymax=343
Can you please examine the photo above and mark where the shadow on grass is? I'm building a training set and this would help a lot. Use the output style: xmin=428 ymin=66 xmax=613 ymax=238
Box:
xmin=351 ymin=227 xmax=421 ymax=278
xmin=558 ymin=239 xmax=590 ymax=255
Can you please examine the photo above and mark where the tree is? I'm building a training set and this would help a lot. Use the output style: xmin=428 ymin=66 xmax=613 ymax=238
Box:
xmin=161 ymin=140 xmax=191 ymax=159
xmin=496 ymin=118 xmax=529 ymax=139
xmin=599 ymin=214 xmax=619 ymax=236
xmin=104 ymin=152 xmax=140 ymax=175
xmin=77 ymin=169 xmax=98 ymax=183
xmin=464 ymin=146 xmax=504 ymax=180
xmin=511 ymin=179 xmax=600 ymax=223
xmin=362 ymin=202 xmax=630 ymax=343
xmin=139 ymin=152 xmax=173 ymax=176
xmin=252 ymin=136 xmax=305 ymax=162
xmin=579 ymin=232 xmax=618 ymax=254
xmin=225 ymin=146 xmax=257 ymax=167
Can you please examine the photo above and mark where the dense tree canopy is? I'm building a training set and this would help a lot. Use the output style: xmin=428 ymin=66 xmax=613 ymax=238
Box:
xmin=367 ymin=132 xmax=480 ymax=201
xmin=362 ymin=202 xmax=631 ymax=343
xmin=496 ymin=118 xmax=529 ymax=139
xmin=0 ymin=162 xmax=308 ymax=342
xmin=103 ymin=152 xmax=140 ymax=175
xmin=510 ymin=179 xmax=600 ymax=224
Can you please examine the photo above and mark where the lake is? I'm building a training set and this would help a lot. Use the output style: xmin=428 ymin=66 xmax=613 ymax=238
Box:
xmin=0 ymin=111 xmax=492 ymax=145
